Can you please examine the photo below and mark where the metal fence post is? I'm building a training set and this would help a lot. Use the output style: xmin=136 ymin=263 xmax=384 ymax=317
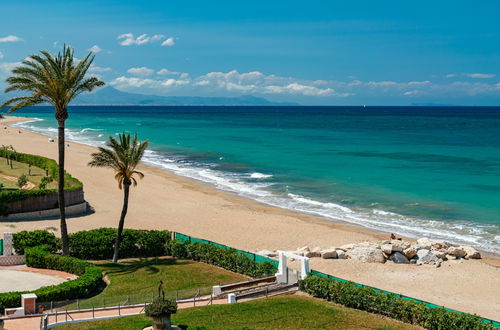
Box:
xmin=77 ymin=299 xmax=79 ymax=310
xmin=50 ymin=301 xmax=53 ymax=313
xmin=65 ymin=309 xmax=68 ymax=322
xmin=118 ymin=303 xmax=121 ymax=316
xmin=92 ymin=306 xmax=95 ymax=319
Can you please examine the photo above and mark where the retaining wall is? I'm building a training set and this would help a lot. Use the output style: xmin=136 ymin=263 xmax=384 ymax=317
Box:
xmin=3 ymin=188 xmax=84 ymax=215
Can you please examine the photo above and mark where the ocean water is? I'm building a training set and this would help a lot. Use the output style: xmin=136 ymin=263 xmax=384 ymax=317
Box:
xmin=9 ymin=106 xmax=500 ymax=253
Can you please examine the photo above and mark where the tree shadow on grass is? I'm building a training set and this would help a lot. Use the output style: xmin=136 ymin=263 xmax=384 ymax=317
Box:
xmin=101 ymin=258 xmax=191 ymax=276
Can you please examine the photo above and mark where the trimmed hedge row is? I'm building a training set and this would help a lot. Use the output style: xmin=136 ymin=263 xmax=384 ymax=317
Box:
xmin=166 ymin=240 xmax=276 ymax=278
xmin=12 ymin=228 xmax=171 ymax=260
xmin=0 ymin=246 xmax=103 ymax=312
xmin=299 ymin=275 xmax=494 ymax=330
xmin=68 ymin=228 xmax=171 ymax=260
xmin=0 ymin=149 xmax=83 ymax=216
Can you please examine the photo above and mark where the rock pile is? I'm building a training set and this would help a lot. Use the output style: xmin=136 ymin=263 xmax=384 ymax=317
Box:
xmin=256 ymin=237 xmax=481 ymax=267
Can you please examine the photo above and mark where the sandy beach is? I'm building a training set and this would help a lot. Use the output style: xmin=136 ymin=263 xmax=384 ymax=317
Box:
xmin=0 ymin=115 xmax=499 ymax=320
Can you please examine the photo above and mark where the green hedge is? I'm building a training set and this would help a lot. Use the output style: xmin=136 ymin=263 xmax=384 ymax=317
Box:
xmin=0 ymin=246 xmax=103 ymax=313
xmin=13 ymin=230 xmax=61 ymax=254
xmin=166 ymin=240 xmax=276 ymax=278
xmin=299 ymin=275 xmax=494 ymax=330
xmin=0 ymin=149 xmax=83 ymax=216
xmin=68 ymin=228 xmax=171 ymax=260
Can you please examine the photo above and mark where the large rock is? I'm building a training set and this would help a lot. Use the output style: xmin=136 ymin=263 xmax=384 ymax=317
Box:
xmin=416 ymin=238 xmax=433 ymax=249
xmin=389 ymin=252 xmax=410 ymax=264
xmin=447 ymin=246 xmax=466 ymax=258
xmin=381 ymin=244 xmax=393 ymax=255
xmin=336 ymin=250 xmax=347 ymax=259
xmin=305 ymin=251 xmax=321 ymax=258
xmin=404 ymin=247 xmax=417 ymax=259
xmin=462 ymin=246 xmax=481 ymax=259
xmin=347 ymin=247 xmax=385 ymax=263
xmin=431 ymin=240 xmax=450 ymax=250
xmin=416 ymin=249 xmax=439 ymax=265
xmin=431 ymin=250 xmax=447 ymax=260
xmin=321 ymin=250 xmax=338 ymax=259
xmin=338 ymin=243 xmax=356 ymax=251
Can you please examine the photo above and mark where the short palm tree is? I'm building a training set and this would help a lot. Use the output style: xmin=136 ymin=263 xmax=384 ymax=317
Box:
xmin=0 ymin=45 xmax=104 ymax=255
xmin=88 ymin=133 xmax=149 ymax=263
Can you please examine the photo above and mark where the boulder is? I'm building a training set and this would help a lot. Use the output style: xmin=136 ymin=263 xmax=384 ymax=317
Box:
xmin=381 ymin=244 xmax=393 ymax=255
xmin=404 ymin=247 xmax=417 ymax=259
xmin=389 ymin=252 xmax=410 ymax=264
xmin=447 ymin=246 xmax=466 ymax=258
xmin=431 ymin=240 xmax=449 ymax=250
xmin=358 ymin=241 xmax=380 ymax=249
xmin=338 ymin=243 xmax=356 ymax=251
xmin=462 ymin=246 xmax=481 ymax=259
xmin=305 ymin=251 xmax=321 ymax=258
xmin=297 ymin=246 xmax=310 ymax=253
xmin=336 ymin=250 xmax=347 ymax=259
xmin=321 ymin=250 xmax=338 ymax=259
xmin=347 ymin=247 xmax=385 ymax=263
xmin=257 ymin=250 xmax=277 ymax=257
xmin=416 ymin=249 xmax=439 ymax=265
xmin=431 ymin=250 xmax=447 ymax=260
xmin=416 ymin=238 xmax=433 ymax=249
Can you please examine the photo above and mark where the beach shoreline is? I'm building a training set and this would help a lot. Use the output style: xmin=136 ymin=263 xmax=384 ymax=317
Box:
xmin=1 ymin=115 xmax=499 ymax=320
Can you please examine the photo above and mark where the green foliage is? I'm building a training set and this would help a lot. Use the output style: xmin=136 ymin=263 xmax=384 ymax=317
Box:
xmin=38 ymin=176 xmax=52 ymax=190
xmin=299 ymin=275 xmax=494 ymax=330
xmin=145 ymin=297 xmax=178 ymax=318
xmin=13 ymin=230 xmax=61 ymax=254
xmin=165 ymin=240 xmax=276 ymax=278
xmin=0 ymin=246 xmax=103 ymax=312
xmin=68 ymin=228 xmax=171 ymax=260
xmin=0 ymin=149 xmax=83 ymax=216
xmin=16 ymin=174 xmax=28 ymax=188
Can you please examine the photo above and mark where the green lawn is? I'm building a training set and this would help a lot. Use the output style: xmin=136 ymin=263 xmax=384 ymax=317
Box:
xmin=54 ymin=295 xmax=419 ymax=330
xmin=68 ymin=258 xmax=247 ymax=309
xmin=0 ymin=157 xmax=57 ymax=189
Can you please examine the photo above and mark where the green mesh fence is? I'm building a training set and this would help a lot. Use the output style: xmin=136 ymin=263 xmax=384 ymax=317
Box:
xmin=174 ymin=233 xmax=499 ymax=328
xmin=0 ymin=239 xmax=3 ymax=255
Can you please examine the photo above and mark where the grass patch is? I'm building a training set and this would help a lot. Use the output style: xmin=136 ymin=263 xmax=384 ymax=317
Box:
xmin=68 ymin=258 xmax=247 ymax=309
xmin=55 ymin=295 xmax=419 ymax=330
xmin=0 ymin=157 xmax=57 ymax=189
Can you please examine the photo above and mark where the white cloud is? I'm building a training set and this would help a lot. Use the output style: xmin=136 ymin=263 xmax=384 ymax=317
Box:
xmin=89 ymin=65 xmax=112 ymax=72
xmin=127 ymin=67 xmax=155 ymax=76
xmin=161 ymin=37 xmax=175 ymax=47
xmin=0 ymin=35 xmax=22 ymax=43
xmin=157 ymin=68 xmax=180 ymax=75
xmin=117 ymin=33 xmax=173 ymax=46
xmin=446 ymin=73 xmax=496 ymax=79
xmin=408 ymin=80 xmax=431 ymax=85
xmin=465 ymin=73 xmax=495 ymax=79
xmin=88 ymin=45 xmax=102 ymax=53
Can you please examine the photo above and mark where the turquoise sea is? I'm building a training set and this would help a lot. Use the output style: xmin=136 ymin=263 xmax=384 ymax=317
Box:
xmin=10 ymin=106 xmax=500 ymax=253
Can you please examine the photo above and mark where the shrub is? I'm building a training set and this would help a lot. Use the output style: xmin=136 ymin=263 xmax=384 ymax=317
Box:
xmin=13 ymin=230 xmax=61 ymax=254
xmin=38 ymin=176 xmax=52 ymax=190
xmin=165 ymin=240 xmax=276 ymax=278
xmin=299 ymin=275 xmax=494 ymax=330
xmin=16 ymin=174 xmax=28 ymax=189
xmin=145 ymin=297 xmax=178 ymax=318
xmin=0 ymin=246 xmax=103 ymax=312
xmin=69 ymin=228 xmax=171 ymax=260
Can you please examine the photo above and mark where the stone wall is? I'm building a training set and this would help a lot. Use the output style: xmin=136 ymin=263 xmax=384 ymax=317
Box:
xmin=4 ymin=202 xmax=88 ymax=220
xmin=2 ymin=188 xmax=84 ymax=215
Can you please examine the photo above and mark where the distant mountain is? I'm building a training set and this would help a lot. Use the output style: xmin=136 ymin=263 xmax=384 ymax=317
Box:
xmin=71 ymin=86 xmax=298 ymax=106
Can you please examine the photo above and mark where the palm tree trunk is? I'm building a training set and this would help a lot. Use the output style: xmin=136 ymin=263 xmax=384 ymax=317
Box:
xmin=112 ymin=182 xmax=130 ymax=263
xmin=58 ymin=119 xmax=69 ymax=255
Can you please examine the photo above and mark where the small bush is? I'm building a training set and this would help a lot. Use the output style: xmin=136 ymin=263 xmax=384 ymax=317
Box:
xmin=165 ymin=240 xmax=276 ymax=278
xmin=13 ymin=230 xmax=61 ymax=254
xmin=38 ymin=176 xmax=52 ymax=190
xmin=299 ymin=275 xmax=494 ymax=330
xmin=16 ymin=174 xmax=28 ymax=189
xmin=0 ymin=246 xmax=103 ymax=313
xmin=69 ymin=228 xmax=171 ymax=260
xmin=145 ymin=297 xmax=178 ymax=318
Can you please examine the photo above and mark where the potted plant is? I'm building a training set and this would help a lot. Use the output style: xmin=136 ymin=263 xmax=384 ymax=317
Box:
xmin=145 ymin=297 xmax=178 ymax=330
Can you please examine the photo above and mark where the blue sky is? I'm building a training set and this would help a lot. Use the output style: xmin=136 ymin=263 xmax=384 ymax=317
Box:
xmin=0 ymin=0 xmax=499 ymax=105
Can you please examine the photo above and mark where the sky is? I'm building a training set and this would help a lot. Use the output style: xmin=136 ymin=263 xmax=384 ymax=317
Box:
xmin=0 ymin=0 xmax=499 ymax=105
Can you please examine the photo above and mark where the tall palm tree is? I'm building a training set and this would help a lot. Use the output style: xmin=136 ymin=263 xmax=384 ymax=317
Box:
xmin=88 ymin=133 xmax=149 ymax=263
xmin=0 ymin=45 xmax=105 ymax=255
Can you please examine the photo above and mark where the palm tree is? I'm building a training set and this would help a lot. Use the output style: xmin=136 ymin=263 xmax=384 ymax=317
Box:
xmin=0 ymin=46 xmax=105 ymax=255
xmin=88 ymin=133 xmax=149 ymax=262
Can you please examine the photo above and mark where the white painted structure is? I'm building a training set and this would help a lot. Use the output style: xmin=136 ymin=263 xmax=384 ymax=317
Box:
xmin=227 ymin=293 xmax=236 ymax=304
xmin=275 ymin=251 xmax=310 ymax=284
xmin=3 ymin=232 xmax=13 ymax=256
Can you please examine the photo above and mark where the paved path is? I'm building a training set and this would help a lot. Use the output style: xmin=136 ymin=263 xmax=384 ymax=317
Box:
xmin=2 ymin=297 xmax=228 ymax=330
xmin=0 ymin=268 xmax=73 ymax=294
